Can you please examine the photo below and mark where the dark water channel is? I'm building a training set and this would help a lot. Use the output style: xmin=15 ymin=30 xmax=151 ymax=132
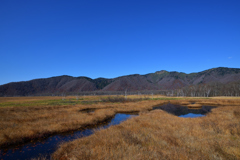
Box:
xmin=79 ymin=108 xmax=96 ymax=113
xmin=0 ymin=113 xmax=138 ymax=160
xmin=152 ymin=103 xmax=215 ymax=118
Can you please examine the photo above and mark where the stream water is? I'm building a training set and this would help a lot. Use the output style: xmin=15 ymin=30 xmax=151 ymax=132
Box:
xmin=152 ymin=103 xmax=215 ymax=118
xmin=0 ymin=113 xmax=137 ymax=160
xmin=0 ymin=104 xmax=216 ymax=160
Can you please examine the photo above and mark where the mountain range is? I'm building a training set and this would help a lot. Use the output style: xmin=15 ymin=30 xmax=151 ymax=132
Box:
xmin=0 ymin=67 xmax=240 ymax=96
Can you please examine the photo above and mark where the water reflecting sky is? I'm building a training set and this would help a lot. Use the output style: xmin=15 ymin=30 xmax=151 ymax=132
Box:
xmin=0 ymin=113 xmax=137 ymax=160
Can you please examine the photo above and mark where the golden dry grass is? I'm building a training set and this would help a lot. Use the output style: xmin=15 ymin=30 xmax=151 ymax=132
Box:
xmin=1 ymin=96 xmax=240 ymax=160
xmin=0 ymin=96 xmax=164 ymax=148
xmin=0 ymin=105 xmax=114 ymax=147
xmin=169 ymin=97 xmax=240 ymax=106
xmin=53 ymin=105 xmax=240 ymax=160
xmin=187 ymin=103 xmax=202 ymax=108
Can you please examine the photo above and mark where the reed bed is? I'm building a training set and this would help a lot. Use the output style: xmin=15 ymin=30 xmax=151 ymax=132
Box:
xmin=1 ymin=96 xmax=240 ymax=160
xmin=169 ymin=98 xmax=240 ymax=106
xmin=53 ymin=105 xmax=240 ymax=160
xmin=0 ymin=98 xmax=164 ymax=148
xmin=187 ymin=103 xmax=202 ymax=108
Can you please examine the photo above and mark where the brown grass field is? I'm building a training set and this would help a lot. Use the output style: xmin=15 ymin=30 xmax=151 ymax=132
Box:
xmin=0 ymin=95 xmax=240 ymax=160
xmin=0 ymin=95 xmax=165 ymax=148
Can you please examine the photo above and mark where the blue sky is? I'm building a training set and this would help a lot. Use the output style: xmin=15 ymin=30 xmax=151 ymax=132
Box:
xmin=0 ymin=0 xmax=240 ymax=85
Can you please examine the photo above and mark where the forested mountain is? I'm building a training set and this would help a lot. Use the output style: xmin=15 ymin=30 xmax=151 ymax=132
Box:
xmin=0 ymin=67 xmax=240 ymax=96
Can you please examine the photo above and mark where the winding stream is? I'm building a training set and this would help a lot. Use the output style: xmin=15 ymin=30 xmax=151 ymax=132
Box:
xmin=0 ymin=113 xmax=138 ymax=160
xmin=0 ymin=103 xmax=216 ymax=160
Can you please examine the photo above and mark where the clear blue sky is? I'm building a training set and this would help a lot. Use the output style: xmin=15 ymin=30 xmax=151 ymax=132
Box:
xmin=1 ymin=0 xmax=240 ymax=85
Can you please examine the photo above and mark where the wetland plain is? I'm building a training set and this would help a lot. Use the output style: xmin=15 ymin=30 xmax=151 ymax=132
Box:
xmin=0 ymin=95 xmax=240 ymax=160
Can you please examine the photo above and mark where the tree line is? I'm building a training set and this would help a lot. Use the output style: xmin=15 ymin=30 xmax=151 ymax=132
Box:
xmin=168 ymin=81 xmax=240 ymax=97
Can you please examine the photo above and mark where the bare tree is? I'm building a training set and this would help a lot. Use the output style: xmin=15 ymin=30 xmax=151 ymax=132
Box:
xmin=205 ymin=87 xmax=211 ymax=97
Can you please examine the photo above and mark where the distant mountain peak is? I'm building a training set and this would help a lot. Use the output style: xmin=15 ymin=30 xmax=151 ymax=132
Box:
xmin=155 ymin=70 xmax=168 ymax=74
xmin=0 ymin=67 xmax=239 ymax=96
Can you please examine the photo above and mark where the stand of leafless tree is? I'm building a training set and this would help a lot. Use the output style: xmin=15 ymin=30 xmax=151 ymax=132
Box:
xmin=171 ymin=81 xmax=240 ymax=97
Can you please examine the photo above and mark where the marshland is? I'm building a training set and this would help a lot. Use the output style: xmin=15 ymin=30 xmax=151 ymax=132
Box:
xmin=0 ymin=95 xmax=240 ymax=160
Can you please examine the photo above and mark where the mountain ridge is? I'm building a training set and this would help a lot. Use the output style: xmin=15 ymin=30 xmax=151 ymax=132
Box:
xmin=1 ymin=67 xmax=240 ymax=96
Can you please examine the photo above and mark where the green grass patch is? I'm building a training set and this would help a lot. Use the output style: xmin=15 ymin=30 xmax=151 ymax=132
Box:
xmin=0 ymin=99 xmax=82 ymax=108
